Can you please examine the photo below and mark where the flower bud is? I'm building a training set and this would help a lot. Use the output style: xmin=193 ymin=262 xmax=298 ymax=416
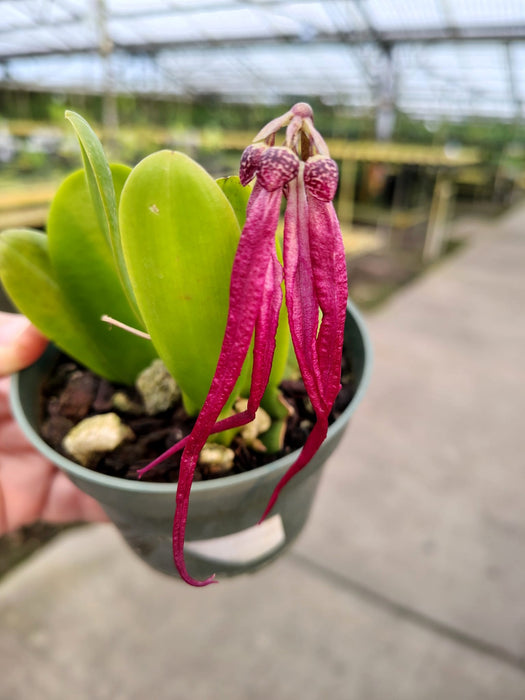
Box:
xmin=257 ymin=147 xmax=300 ymax=191
xmin=291 ymin=102 xmax=314 ymax=119
xmin=304 ymin=156 xmax=339 ymax=202
xmin=239 ymin=143 xmax=266 ymax=185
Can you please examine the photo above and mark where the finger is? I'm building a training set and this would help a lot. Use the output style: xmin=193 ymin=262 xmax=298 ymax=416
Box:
xmin=0 ymin=313 xmax=48 ymax=377
xmin=42 ymin=472 xmax=109 ymax=524
xmin=0 ymin=452 xmax=56 ymax=533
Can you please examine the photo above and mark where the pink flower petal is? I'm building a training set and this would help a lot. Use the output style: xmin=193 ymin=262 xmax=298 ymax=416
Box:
xmin=260 ymin=161 xmax=347 ymax=521
xmin=173 ymin=188 xmax=282 ymax=585
xmin=283 ymin=168 xmax=327 ymax=414
xmin=307 ymin=196 xmax=348 ymax=406
xmin=171 ymin=145 xmax=299 ymax=585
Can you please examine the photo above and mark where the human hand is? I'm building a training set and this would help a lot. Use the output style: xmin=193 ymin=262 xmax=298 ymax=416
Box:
xmin=0 ymin=312 xmax=107 ymax=534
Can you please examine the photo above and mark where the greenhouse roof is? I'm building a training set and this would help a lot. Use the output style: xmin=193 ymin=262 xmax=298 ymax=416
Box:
xmin=1 ymin=0 xmax=525 ymax=121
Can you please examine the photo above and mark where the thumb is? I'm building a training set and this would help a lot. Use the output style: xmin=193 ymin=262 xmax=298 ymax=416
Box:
xmin=0 ymin=313 xmax=48 ymax=376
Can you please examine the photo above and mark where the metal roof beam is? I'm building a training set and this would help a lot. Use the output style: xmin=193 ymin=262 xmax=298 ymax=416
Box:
xmin=0 ymin=0 xmax=85 ymax=34
xmin=0 ymin=0 xmax=324 ymax=35
xmin=349 ymin=0 xmax=389 ymax=51
xmin=504 ymin=42 xmax=522 ymax=119
xmin=3 ymin=24 xmax=525 ymax=60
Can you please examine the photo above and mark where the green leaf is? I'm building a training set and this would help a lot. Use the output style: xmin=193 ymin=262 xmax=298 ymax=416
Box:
xmin=65 ymin=110 xmax=140 ymax=320
xmin=216 ymin=176 xmax=252 ymax=229
xmin=0 ymin=229 xmax=120 ymax=379
xmin=261 ymin=303 xmax=291 ymax=421
xmin=120 ymin=150 xmax=248 ymax=414
xmin=46 ymin=166 xmax=157 ymax=384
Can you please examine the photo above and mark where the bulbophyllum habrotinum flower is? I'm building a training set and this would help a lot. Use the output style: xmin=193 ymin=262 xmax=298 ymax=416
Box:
xmin=140 ymin=103 xmax=348 ymax=586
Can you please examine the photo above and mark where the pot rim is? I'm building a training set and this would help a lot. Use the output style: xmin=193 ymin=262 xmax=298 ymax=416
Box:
xmin=10 ymin=298 xmax=372 ymax=495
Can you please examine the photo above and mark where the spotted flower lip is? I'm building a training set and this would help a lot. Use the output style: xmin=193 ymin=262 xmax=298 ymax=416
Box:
xmin=141 ymin=103 xmax=348 ymax=586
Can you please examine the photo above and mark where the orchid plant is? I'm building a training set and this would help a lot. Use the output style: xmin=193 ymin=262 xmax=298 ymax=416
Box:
xmin=0 ymin=103 xmax=347 ymax=587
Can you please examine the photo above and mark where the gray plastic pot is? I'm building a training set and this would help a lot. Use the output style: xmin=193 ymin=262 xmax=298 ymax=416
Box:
xmin=10 ymin=299 xmax=372 ymax=581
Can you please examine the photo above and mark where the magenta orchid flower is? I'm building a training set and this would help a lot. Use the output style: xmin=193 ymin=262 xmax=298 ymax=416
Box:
xmin=141 ymin=103 xmax=348 ymax=586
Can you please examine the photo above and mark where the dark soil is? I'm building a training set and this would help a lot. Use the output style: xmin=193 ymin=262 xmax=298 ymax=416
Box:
xmin=39 ymin=354 xmax=356 ymax=483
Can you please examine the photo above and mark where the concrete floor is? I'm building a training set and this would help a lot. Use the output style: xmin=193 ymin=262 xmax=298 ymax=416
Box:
xmin=0 ymin=202 xmax=524 ymax=699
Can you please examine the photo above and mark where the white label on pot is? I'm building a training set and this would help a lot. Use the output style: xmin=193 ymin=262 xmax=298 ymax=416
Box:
xmin=184 ymin=514 xmax=285 ymax=565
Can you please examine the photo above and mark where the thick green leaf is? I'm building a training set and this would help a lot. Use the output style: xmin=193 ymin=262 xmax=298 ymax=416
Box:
xmin=120 ymin=150 xmax=247 ymax=414
xmin=47 ymin=166 xmax=156 ymax=384
xmin=260 ymin=304 xmax=291 ymax=420
xmin=65 ymin=110 xmax=140 ymax=320
xmin=0 ymin=229 xmax=119 ymax=379
xmin=65 ymin=111 xmax=115 ymax=248
xmin=216 ymin=176 xmax=252 ymax=229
